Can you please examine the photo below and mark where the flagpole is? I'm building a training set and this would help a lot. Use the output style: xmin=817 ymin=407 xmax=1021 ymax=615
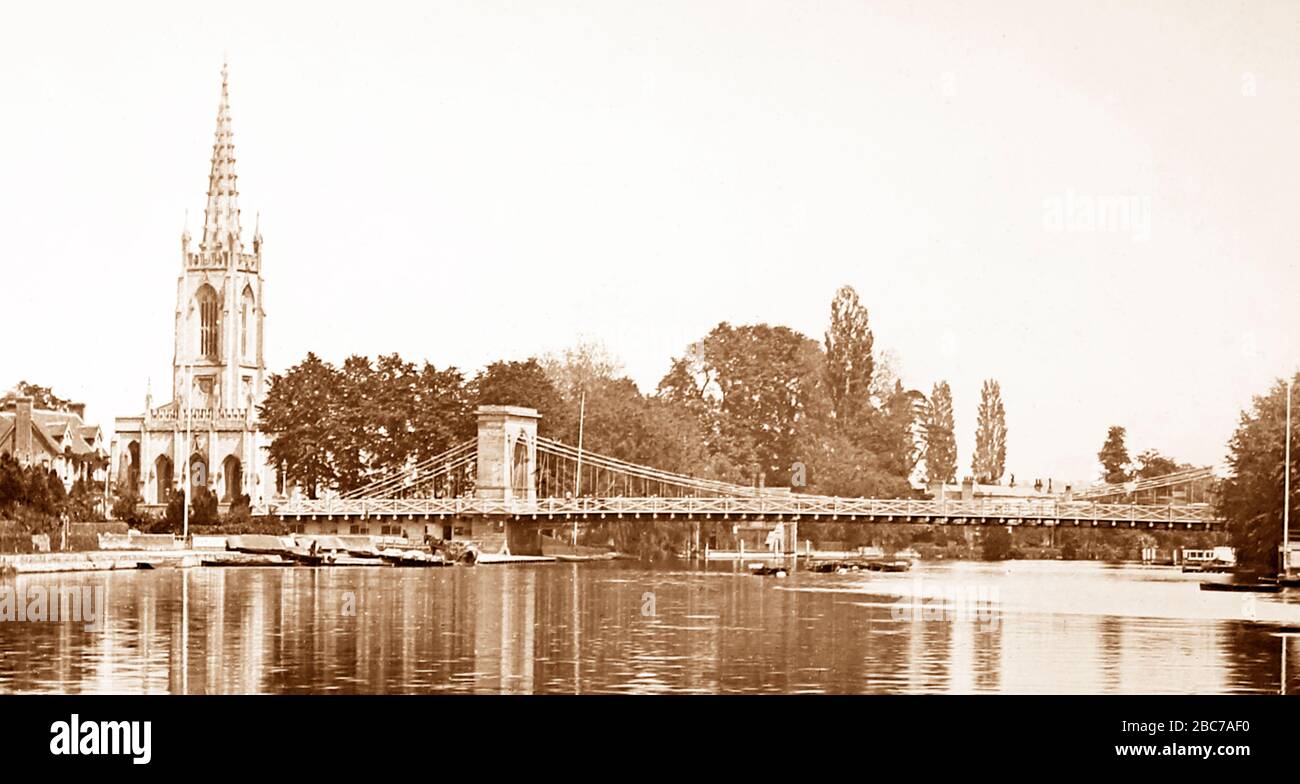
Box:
xmin=1284 ymin=375 xmax=1292 ymax=576
xmin=573 ymin=390 xmax=585 ymax=547
xmin=181 ymin=248 xmax=192 ymax=542
xmin=183 ymin=361 xmax=192 ymax=541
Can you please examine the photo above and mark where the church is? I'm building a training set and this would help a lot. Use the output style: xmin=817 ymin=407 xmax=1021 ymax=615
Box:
xmin=111 ymin=65 xmax=280 ymax=513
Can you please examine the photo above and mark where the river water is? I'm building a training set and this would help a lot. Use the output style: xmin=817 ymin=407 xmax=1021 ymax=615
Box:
xmin=2 ymin=559 xmax=1298 ymax=694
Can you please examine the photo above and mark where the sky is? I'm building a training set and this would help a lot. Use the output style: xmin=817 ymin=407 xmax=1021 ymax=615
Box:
xmin=2 ymin=0 xmax=1297 ymax=484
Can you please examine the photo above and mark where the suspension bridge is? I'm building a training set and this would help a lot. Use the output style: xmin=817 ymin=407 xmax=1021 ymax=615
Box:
xmin=267 ymin=406 xmax=1222 ymax=545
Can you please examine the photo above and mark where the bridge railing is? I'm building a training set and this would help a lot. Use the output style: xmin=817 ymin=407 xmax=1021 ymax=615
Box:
xmin=269 ymin=495 xmax=1220 ymax=525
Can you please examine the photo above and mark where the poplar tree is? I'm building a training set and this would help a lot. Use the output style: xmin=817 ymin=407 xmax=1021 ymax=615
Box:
xmin=922 ymin=380 xmax=957 ymax=484
xmin=972 ymin=379 xmax=1007 ymax=483
xmin=1097 ymin=426 xmax=1131 ymax=484
xmin=823 ymin=285 xmax=874 ymax=431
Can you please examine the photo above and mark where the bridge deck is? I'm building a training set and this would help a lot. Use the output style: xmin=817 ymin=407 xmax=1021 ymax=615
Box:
xmin=268 ymin=497 xmax=1221 ymax=529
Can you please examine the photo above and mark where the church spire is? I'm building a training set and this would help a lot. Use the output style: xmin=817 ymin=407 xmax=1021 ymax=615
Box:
xmin=201 ymin=62 xmax=241 ymax=252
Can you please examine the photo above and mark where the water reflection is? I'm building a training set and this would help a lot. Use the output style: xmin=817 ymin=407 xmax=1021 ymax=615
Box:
xmin=0 ymin=561 xmax=1297 ymax=694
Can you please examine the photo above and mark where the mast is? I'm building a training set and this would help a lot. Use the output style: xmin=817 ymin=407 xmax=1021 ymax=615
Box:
xmin=573 ymin=390 xmax=585 ymax=546
xmin=1285 ymin=375 xmax=1292 ymax=576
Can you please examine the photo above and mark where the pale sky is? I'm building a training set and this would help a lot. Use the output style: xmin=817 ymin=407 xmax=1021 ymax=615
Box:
xmin=2 ymin=0 xmax=1297 ymax=483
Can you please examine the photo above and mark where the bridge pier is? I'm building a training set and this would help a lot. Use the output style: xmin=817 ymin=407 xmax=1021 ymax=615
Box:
xmin=474 ymin=405 xmax=540 ymax=506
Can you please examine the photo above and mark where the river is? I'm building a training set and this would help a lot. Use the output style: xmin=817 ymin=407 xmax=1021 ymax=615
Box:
xmin=1 ymin=559 xmax=1298 ymax=694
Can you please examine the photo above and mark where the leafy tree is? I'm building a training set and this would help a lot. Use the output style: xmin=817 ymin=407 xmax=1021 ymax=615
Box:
xmin=471 ymin=358 xmax=573 ymax=440
xmin=1219 ymin=374 xmax=1298 ymax=573
xmin=161 ymin=487 xmax=220 ymax=531
xmin=639 ymin=397 xmax=741 ymax=482
xmin=223 ymin=493 xmax=253 ymax=527
xmin=921 ymin=380 xmax=957 ymax=484
xmin=658 ymin=322 xmax=828 ymax=486
xmin=795 ymin=423 xmax=913 ymax=498
xmin=541 ymin=340 xmax=623 ymax=403
xmin=866 ymin=380 xmax=927 ymax=481
xmin=366 ymin=353 xmax=421 ymax=478
xmin=111 ymin=478 xmax=144 ymax=523
xmin=1098 ymin=426 xmax=1131 ymax=484
xmin=1133 ymin=448 xmax=1181 ymax=479
xmin=0 ymin=454 xmax=24 ymax=509
xmin=0 ymin=455 xmax=76 ymax=530
xmin=259 ymin=352 xmax=343 ymax=498
xmin=1 ymin=381 xmax=75 ymax=412
xmin=332 ymin=354 xmax=376 ymax=492
xmin=410 ymin=363 xmax=475 ymax=461
xmin=823 ymin=285 xmax=873 ymax=429
xmin=981 ymin=526 xmax=1013 ymax=560
xmin=972 ymin=379 xmax=1007 ymax=483
xmin=64 ymin=479 xmax=101 ymax=521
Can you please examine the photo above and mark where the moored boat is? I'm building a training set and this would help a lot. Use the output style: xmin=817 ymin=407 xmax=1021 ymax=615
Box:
xmin=1199 ymin=580 xmax=1281 ymax=593
xmin=867 ymin=559 xmax=912 ymax=572
xmin=378 ymin=549 xmax=450 ymax=567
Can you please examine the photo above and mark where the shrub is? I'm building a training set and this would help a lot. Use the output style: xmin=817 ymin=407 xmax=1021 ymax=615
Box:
xmin=981 ymin=527 xmax=1013 ymax=561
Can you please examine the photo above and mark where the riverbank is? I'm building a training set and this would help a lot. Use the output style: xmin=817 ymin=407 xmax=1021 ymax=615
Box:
xmin=0 ymin=545 xmax=562 ymax=573
xmin=574 ymin=518 xmax=1228 ymax=562
xmin=0 ymin=550 xmax=196 ymax=574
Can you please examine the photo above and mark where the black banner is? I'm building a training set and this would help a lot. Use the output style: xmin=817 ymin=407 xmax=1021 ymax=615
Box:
xmin=0 ymin=695 xmax=1289 ymax=773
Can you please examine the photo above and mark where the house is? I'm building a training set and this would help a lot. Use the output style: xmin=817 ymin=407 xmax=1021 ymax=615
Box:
xmin=0 ymin=396 xmax=109 ymax=491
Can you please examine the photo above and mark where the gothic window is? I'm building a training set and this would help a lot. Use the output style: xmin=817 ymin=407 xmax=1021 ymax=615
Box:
xmin=222 ymin=455 xmax=242 ymax=502
xmin=240 ymin=285 xmax=254 ymax=361
xmin=155 ymin=455 xmax=174 ymax=502
xmin=511 ymin=435 xmax=530 ymax=498
xmin=196 ymin=284 xmax=219 ymax=359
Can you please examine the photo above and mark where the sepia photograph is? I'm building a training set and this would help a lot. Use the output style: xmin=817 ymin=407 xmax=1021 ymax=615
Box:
xmin=1 ymin=0 xmax=1296 ymax=769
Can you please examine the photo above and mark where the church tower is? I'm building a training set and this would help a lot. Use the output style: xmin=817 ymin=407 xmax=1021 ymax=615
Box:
xmin=174 ymin=63 xmax=266 ymax=414
xmin=112 ymin=63 xmax=280 ymax=511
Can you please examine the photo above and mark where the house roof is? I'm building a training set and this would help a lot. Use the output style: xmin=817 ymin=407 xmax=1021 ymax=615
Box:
xmin=0 ymin=406 xmax=105 ymax=461
xmin=0 ymin=413 xmax=63 ymax=458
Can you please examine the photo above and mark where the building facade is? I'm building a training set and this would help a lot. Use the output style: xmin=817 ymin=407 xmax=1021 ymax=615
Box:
xmin=111 ymin=65 xmax=279 ymax=512
xmin=1 ymin=397 xmax=108 ymax=492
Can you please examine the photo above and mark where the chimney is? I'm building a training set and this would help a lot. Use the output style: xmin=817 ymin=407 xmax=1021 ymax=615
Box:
xmin=69 ymin=402 xmax=86 ymax=421
xmin=14 ymin=396 xmax=33 ymax=464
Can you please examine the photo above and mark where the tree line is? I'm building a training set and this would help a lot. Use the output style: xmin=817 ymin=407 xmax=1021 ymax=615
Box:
xmin=1096 ymin=425 xmax=1190 ymax=485
xmin=1218 ymin=375 xmax=1299 ymax=572
xmin=0 ymin=454 xmax=100 ymax=533
xmin=259 ymin=285 xmax=1011 ymax=500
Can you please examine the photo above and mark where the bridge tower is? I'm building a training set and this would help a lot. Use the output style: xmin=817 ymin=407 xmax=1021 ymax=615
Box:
xmin=475 ymin=405 xmax=540 ymax=506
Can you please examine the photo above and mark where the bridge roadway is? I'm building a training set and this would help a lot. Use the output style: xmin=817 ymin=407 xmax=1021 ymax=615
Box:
xmin=267 ymin=496 xmax=1221 ymax=530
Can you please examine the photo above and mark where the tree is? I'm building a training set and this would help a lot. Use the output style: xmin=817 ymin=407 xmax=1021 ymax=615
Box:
xmin=366 ymin=353 xmax=421 ymax=478
xmin=658 ymin=322 xmax=828 ymax=486
xmin=972 ymin=379 xmax=1007 ymax=483
xmin=982 ymin=526 xmax=1013 ymax=560
xmin=259 ymin=352 xmax=343 ymax=499
xmin=470 ymin=358 xmax=573 ymax=440
xmin=1 ymin=381 xmax=75 ymax=412
xmin=410 ymin=362 xmax=475 ymax=461
xmin=866 ymin=380 xmax=927 ymax=482
xmin=1133 ymin=448 xmax=1181 ymax=479
xmin=1219 ymin=374 xmax=1298 ymax=573
xmin=541 ymin=339 xmax=623 ymax=403
xmin=162 ymin=487 xmax=220 ymax=532
xmin=111 ymin=477 xmax=144 ymax=523
xmin=1098 ymin=426 xmax=1131 ymax=484
xmin=823 ymin=285 xmax=873 ymax=429
xmin=795 ymin=422 xmax=913 ymax=498
xmin=333 ymin=354 xmax=376 ymax=492
xmin=920 ymin=380 xmax=957 ymax=484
